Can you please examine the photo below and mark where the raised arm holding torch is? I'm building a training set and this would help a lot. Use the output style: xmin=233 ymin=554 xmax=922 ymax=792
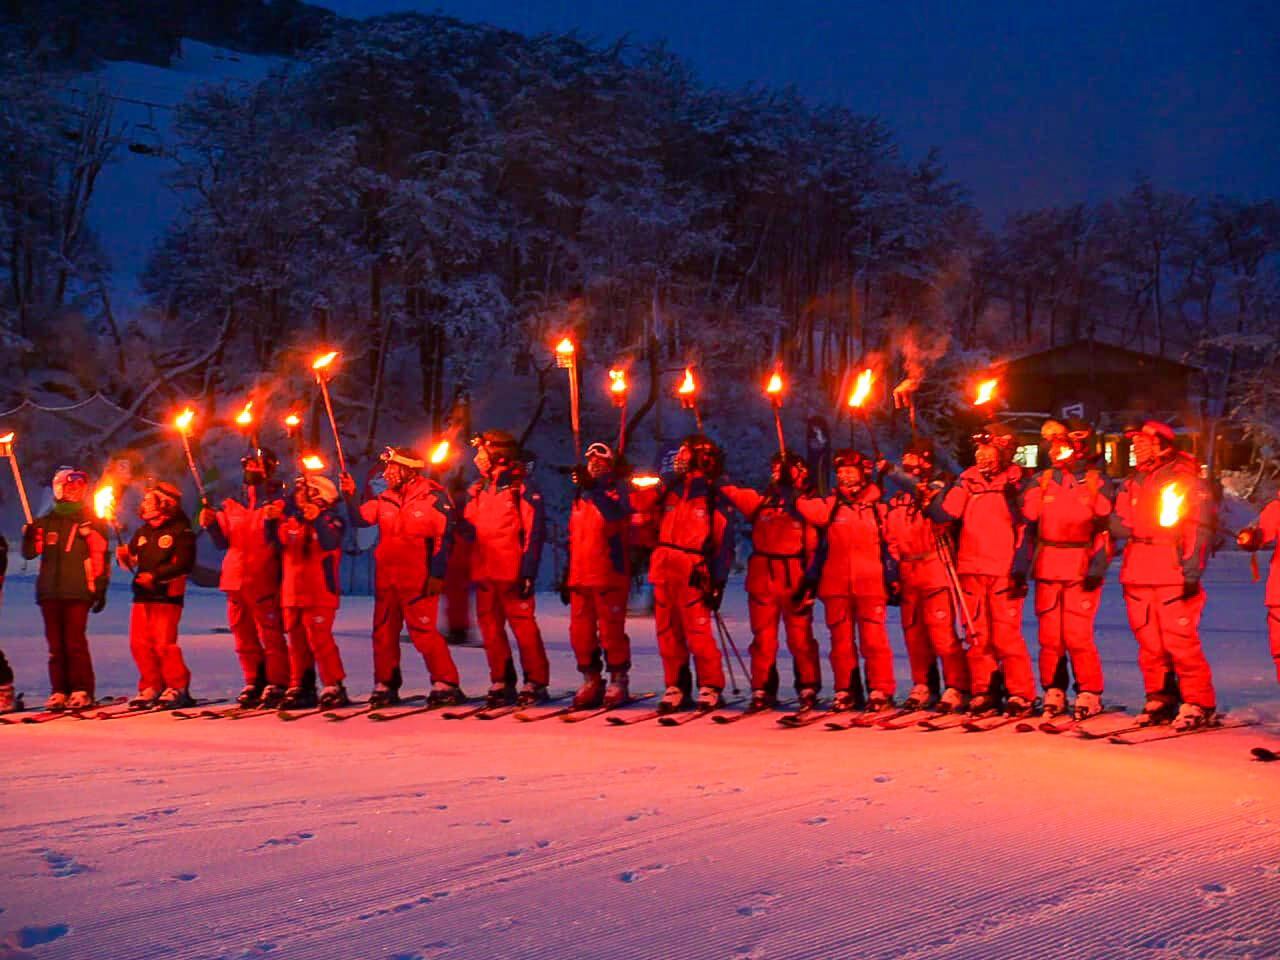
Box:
xmin=555 ymin=337 xmax=581 ymax=458
xmin=174 ymin=408 xmax=209 ymax=504
xmin=677 ymin=366 xmax=703 ymax=430
xmin=311 ymin=350 xmax=347 ymax=474
xmin=893 ymin=377 xmax=920 ymax=440
xmin=0 ymin=432 xmax=33 ymax=525
xmin=765 ymin=369 xmax=787 ymax=457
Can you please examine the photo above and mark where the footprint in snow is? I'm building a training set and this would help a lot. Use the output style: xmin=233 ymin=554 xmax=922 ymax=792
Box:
xmin=1261 ymin=863 xmax=1280 ymax=878
xmin=13 ymin=923 xmax=70 ymax=948
xmin=39 ymin=851 xmax=89 ymax=878
xmin=618 ymin=863 xmax=669 ymax=884
xmin=826 ymin=850 xmax=873 ymax=868
xmin=732 ymin=946 xmax=767 ymax=959
xmin=254 ymin=832 xmax=314 ymax=851
xmin=872 ymin=774 xmax=893 ymax=784
xmin=625 ymin=808 xmax=660 ymax=822
xmin=1199 ymin=882 xmax=1236 ymax=906
xmin=803 ymin=816 xmax=828 ymax=826
xmin=736 ymin=891 xmax=781 ymax=918
xmin=388 ymin=941 xmax=451 ymax=959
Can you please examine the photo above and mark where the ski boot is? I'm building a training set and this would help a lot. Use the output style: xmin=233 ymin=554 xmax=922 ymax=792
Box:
xmin=258 ymin=684 xmax=287 ymax=710
xmin=368 ymin=683 xmax=399 ymax=709
xmin=865 ymin=690 xmax=893 ymax=713
xmin=44 ymin=692 xmax=69 ymax=712
xmin=1072 ymin=691 xmax=1103 ymax=721
xmin=157 ymin=688 xmax=195 ymax=710
xmin=128 ymin=688 xmax=157 ymax=711
xmin=695 ymin=686 xmax=724 ymax=711
xmin=830 ymin=690 xmax=857 ymax=713
xmin=1004 ymin=695 xmax=1035 ymax=718
xmin=657 ymin=685 xmax=688 ymax=715
xmin=795 ymin=687 xmax=819 ymax=712
xmin=516 ymin=682 xmax=549 ymax=707
xmin=1040 ymin=688 xmax=1068 ymax=718
xmin=319 ymin=684 xmax=350 ymax=710
xmin=749 ymin=689 xmax=775 ymax=711
xmin=67 ymin=690 xmax=93 ymax=710
xmin=486 ymin=683 xmax=516 ymax=709
xmin=901 ymin=684 xmax=934 ymax=711
xmin=573 ymin=673 xmax=606 ymax=710
xmin=427 ymin=682 xmax=466 ymax=707
xmin=280 ymin=686 xmax=316 ymax=710
xmin=937 ymin=687 xmax=967 ymax=713
xmin=1135 ymin=697 xmax=1176 ymax=727
xmin=1171 ymin=703 xmax=1213 ymax=731
xmin=602 ymin=671 xmax=630 ymax=708
xmin=236 ymin=684 xmax=263 ymax=709
xmin=0 ymin=684 xmax=16 ymax=713
xmin=446 ymin=628 xmax=472 ymax=647
xmin=966 ymin=692 xmax=999 ymax=716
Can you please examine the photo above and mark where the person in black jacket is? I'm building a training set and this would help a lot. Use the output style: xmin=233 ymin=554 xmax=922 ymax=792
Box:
xmin=21 ymin=467 xmax=111 ymax=711
xmin=0 ymin=534 xmax=14 ymax=713
xmin=116 ymin=482 xmax=197 ymax=709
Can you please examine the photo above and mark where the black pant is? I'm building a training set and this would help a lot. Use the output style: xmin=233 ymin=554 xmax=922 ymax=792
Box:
xmin=40 ymin=600 xmax=94 ymax=696
xmin=0 ymin=648 xmax=12 ymax=686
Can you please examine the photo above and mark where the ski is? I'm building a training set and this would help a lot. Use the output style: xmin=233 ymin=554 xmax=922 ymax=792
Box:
xmin=475 ymin=692 xmax=571 ymax=721
xmin=845 ymin=706 xmax=917 ymax=729
xmin=963 ymin=712 xmax=1032 ymax=732
xmin=918 ymin=712 xmax=972 ymax=731
xmin=1109 ymin=718 xmax=1255 ymax=746
xmin=96 ymin=697 xmax=225 ymax=720
xmin=0 ymin=693 xmax=26 ymax=720
xmin=776 ymin=704 xmax=831 ymax=728
xmin=1251 ymin=746 xmax=1279 ymax=762
xmin=278 ymin=700 xmax=368 ymax=722
xmin=821 ymin=709 xmax=877 ymax=731
xmin=606 ymin=707 xmax=665 ymax=726
xmin=323 ymin=695 xmax=426 ymax=722
xmin=657 ymin=699 xmax=742 ymax=727
xmin=874 ymin=708 xmax=941 ymax=730
xmin=1033 ymin=705 xmax=1128 ymax=735
xmin=10 ymin=696 xmax=127 ymax=725
xmin=370 ymin=698 xmax=482 ymax=723
xmin=713 ymin=699 xmax=798 ymax=725
xmin=1075 ymin=714 xmax=1160 ymax=740
xmin=558 ymin=692 xmax=656 ymax=723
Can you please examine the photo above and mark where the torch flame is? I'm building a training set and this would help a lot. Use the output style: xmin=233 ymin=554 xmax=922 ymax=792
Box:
xmin=312 ymin=351 xmax=339 ymax=372
xmin=555 ymin=338 xmax=575 ymax=357
xmin=1055 ymin=445 xmax=1074 ymax=462
xmin=765 ymin=371 xmax=784 ymax=397
xmin=301 ymin=455 xmax=325 ymax=472
xmin=677 ymin=367 xmax=697 ymax=396
xmin=608 ymin=368 xmax=628 ymax=394
xmin=174 ymin=408 xmax=195 ymax=433
xmin=0 ymin=431 xmax=13 ymax=445
xmin=1158 ymin=483 xmax=1186 ymax=528
xmin=847 ymin=368 xmax=875 ymax=409
xmin=235 ymin=400 xmax=254 ymax=427
xmin=974 ymin=379 xmax=999 ymax=406
xmin=630 ymin=475 xmax=661 ymax=489
xmin=94 ymin=485 xmax=116 ymax=521
xmin=429 ymin=440 xmax=451 ymax=465
xmin=284 ymin=413 xmax=301 ymax=429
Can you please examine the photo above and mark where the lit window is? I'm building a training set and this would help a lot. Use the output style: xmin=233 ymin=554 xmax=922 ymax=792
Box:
xmin=1014 ymin=444 xmax=1039 ymax=469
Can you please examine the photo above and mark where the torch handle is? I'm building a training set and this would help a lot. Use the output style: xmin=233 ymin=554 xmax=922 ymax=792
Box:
xmin=180 ymin=433 xmax=208 ymax=502
xmin=567 ymin=361 xmax=581 ymax=459
xmin=7 ymin=454 xmax=33 ymax=525
xmin=617 ymin=402 xmax=627 ymax=456
xmin=772 ymin=407 xmax=787 ymax=458
xmin=318 ymin=378 xmax=348 ymax=474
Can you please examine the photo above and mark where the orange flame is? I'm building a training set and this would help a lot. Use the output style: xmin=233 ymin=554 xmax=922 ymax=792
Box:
xmin=1055 ymin=445 xmax=1074 ymax=462
xmin=765 ymin=371 xmax=784 ymax=398
xmin=974 ymin=379 xmax=999 ymax=406
xmin=1158 ymin=483 xmax=1186 ymax=528
xmin=235 ymin=400 xmax=254 ymax=427
xmin=630 ymin=475 xmax=661 ymax=489
xmin=312 ymin=350 xmax=338 ymax=372
xmin=847 ymin=368 xmax=875 ymax=409
xmin=284 ymin=412 xmax=301 ymax=429
xmin=555 ymin=337 xmax=575 ymax=357
xmin=608 ymin=368 xmax=628 ymax=394
xmin=174 ymin=408 xmax=195 ymax=432
xmin=301 ymin=455 xmax=325 ymax=472
xmin=0 ymin=431 xmax=13 ymax=445
xmin=94 ymin=485 xmax=116 ymax=521
xmin=429 ymin=440 xmax=451 ymax=465
xmin=677 ymin=367 xmax=697 ymax=396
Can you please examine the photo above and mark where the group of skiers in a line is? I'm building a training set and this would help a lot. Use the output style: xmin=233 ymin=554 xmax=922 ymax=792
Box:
xmin=4 ymin=417 xmax=1280 ymax=730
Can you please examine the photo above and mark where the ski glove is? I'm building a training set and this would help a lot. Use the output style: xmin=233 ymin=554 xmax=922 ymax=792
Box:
xmin=517 ymin=576 xmax=536 ymax=600
xmin=791 ymin=577 xmax=818 ymax=610
xmin=424 ymin=576 xmax=445 ymax=597
xmin=1180 ymin=577 xmax=1201 ymax=600
xmin=1006 ymin=572 xmax=1029 ymax=599
xmin=558 ymin=580 xmax=571 ymax=606
xmin=885 ymin=580 xmax=903 ymax=607
xmin=90 ymin=588 xmax=108 ymax=614
xmin=569 ymin=464 xmax=594 ymax=489
xmin=705 ymin=583 xmax=726 ymax=612
xmin=1082 ymin=574 xmax=1104 ymax=593
xmin=1236 ymin=527 xmax=1262 ymax=552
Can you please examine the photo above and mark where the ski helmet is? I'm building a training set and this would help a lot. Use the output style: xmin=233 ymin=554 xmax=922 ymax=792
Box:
xmin=51 ymin=466 xmax=89 ymax=502
xmin=299 ymin=474 xmax=339 ymax=507
xmin=680 ymin=434 xmax=723 ymax=479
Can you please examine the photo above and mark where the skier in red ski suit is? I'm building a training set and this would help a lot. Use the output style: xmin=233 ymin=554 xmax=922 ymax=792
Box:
xmin=341 ymin=446 xmax=465 ymax=708
xmin=1020 ymin=420 xmax=1113 ymax=720
xmin=272 ymin=474 xmax=349 ymax=710
xmin=565 ymin=442 xmax=632 ymax=709
xmin=646 ymin=435 xmax=734 ymax=714
xmin=797 ymin=450 xmax=896 ymax=712
xmin=882 ymin=441 xmax=970 ymax=712
xmin=928 ymin=423 xmax=1037 ymax=716
xmin=463 ymin=430 xmax=550 ymax=708
xmin=1112 ymin=420 xmax=1217 ymax=730
xmin=22 ymin=467 xmax=110 ymax=711
xmin=721 ymin=452 xmax=822 ymax=712
xmin=117 ymin=482 xmax=196 ymax=710
xmin=1238 ymin=490 xmax=1280 ymax=684
xmin=441 ymin=469 xmax=474 ymax=645
xmin=200 ymin=450 xmax=290 ymax=709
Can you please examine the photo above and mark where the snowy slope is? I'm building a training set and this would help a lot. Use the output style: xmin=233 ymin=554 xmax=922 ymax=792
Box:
xmin=87 ymin=41 xmax=279 ymax=307
xmin=1 ymin=554 xmax=1278 ymax=959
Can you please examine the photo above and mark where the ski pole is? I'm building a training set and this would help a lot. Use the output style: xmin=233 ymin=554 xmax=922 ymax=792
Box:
xmin=715 ymin=615 xmax=741 ymax=695
xmin=714 ymin=611 xmax=751 ymax=684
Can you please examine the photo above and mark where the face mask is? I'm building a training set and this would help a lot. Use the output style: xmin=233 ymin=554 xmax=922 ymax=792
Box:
xmin=975 ymin=445 xmax=1000 ymax=477
xmin=1132 ymin=435 xmax=1157 ymax=470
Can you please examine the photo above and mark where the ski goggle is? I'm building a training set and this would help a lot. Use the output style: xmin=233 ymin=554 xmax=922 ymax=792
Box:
xmin=585 ymin=442 xmax=614 ymax=460
xmin=379 ymin=446 xmax=425 ymax=469
xmin=60 ymin=471 xmax=89 ymax=484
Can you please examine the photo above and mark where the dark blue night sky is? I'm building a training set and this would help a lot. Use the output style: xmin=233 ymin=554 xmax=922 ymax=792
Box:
xmin=317 ymin=0 xmax=1279 ymax=225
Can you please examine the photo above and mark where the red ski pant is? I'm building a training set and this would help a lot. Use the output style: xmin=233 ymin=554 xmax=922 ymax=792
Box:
xmin=226 ymin=589 xmax=288 ymax=687
xmin=475 ymin=580 xmax=550 ymax=686
xmin=373 ymin=586 xmax=460 ymax=688
xmin=900 ymin=583 xmax=969 ymax=692
xmin=653 ymin=578 xmax=725 ymax=692
xmin=959 ymin=574 xmax=1035 ymax=700
xmin=747 ymin=583 xmax=820 ymax=694
xmin=285 ymin=607 xmax=345 ymax=687
xmin=1035 ymin=580 xmax=1104 ymax=693
xmin=1269 ymin=606 xmax=1280 ymax=684
xmin=822 ymin=593 xmax=894 ymax=696
xmin=569 ymin=586 xmax=630 ymax=675
xmin=129 ymin=603 xmax=191 ymax=693
xmin=1123 ymin=585 xmax=1214 ymax=708
xmin=40 ymin=599 xmax=93 ymax=697
xmin=443 ymin=539 xmax=472 ymax=633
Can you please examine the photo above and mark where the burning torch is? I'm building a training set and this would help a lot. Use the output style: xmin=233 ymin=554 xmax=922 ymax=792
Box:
xmin=555 ymin=337 xmax=581 ymax=459
xmin=973 ymin=378 xmax=999 ymax=409
xmin=234 ymin=399 xmax=260 ymax=453
xmin=0 ymin=432 xmax=33 ymax=525
xmin=174 ymin=408 xmax=208 ymax=503
xmin=765 ymin=369 xmax=787 ymax=457
xmin=94 ymin=483 xmax=124 ymax=548
xmin=608 ymin=367 xmax=629 ymax=454
xmin=283 ymin=411 xmax=303 ymax=460
xmin=429 ymin=439 xmax=452 ymax=474
xmin=677 ymin=366 xmax=702 ymax=431
xmin=311 ymin=350 xmax=347 ymax=475
xmin=1158 ymin=483 xmax=1186 ymax=529
xmin=846 ymin=367 xmax=880 ymax=458
xmin=301 ymin=454 xmax=326 ymax=475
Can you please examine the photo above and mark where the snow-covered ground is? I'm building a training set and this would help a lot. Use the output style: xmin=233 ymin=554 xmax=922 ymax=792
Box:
xmin=1 ymin=555 xmax=1278 ymax=960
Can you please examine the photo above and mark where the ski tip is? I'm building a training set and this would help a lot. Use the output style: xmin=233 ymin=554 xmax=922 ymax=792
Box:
xmin=1250 ymin=746 xmax=1279 ymax=762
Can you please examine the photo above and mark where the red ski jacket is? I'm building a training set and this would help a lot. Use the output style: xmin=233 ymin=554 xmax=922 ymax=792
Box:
xmin=1021 ymin=466 xmax=1113 ymax=582
xmin=796 ymin=485 xmax=890 ymax=598
xmin=721 ymin=484 xmax=818 ymax=593
xmin=1258 ymin=497 xmax=1280 ymax=605
xmin=929 ymin=466 xmax=1031 ymax=578
xmin=883 ymin=480 xmax=951 ymax=591
xmin=567 ymin=479 xmax=630 ymax=589
xmin=203 ymin=484 xmax=286 ymax=593
xmin=349 ymin=475 xmax=455 ymax=595
xmin=461 ymin=477 xmax=545 ymax=583
xmin=1113 ymin=455 xmax=1213 ymax=586
xmin=271 ymin=505 xmax=344 ymax=609
xmin=647 ymin=474 xmax=734 ymax=586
